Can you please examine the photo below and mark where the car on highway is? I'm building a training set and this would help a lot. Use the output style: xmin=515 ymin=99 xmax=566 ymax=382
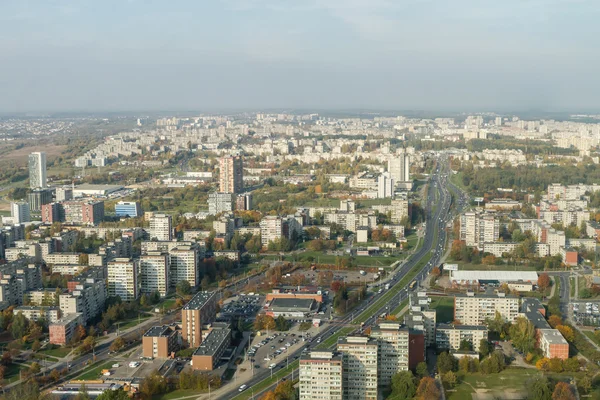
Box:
xmin=239 ymin=384 xmax=248 ymax=392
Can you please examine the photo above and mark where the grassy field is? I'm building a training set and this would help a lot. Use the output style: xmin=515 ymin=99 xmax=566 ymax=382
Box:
xmin=77 ymin=360 xmax=115 ymax=380
xmin=39 ymin=345 xmax=71 ymax=358
xmin=448 ymin=368 xmax=537 ymax=399
xmin=391 ymin=299 xmax=409 ymax=317
xmin=119 ymin=315 xmax=151 ymax=330
xmin=429 ymin=296 xmax=455 ymax=323
xmin=584 ymin=331 xmax=600 ymax=346
xmin=571 ymin=277 xmax=576 ymax=297
xmin=3 ymin=363 xmax=27 ymax=383
xmin=276 ymin=251 xmax=403 ymax=267
xmin=152 ymin=389 xmax=204 ymax=400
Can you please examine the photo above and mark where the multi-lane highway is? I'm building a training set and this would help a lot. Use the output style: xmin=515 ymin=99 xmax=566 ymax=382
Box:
xmin=223 ymin=156 xmax=461 ymax=400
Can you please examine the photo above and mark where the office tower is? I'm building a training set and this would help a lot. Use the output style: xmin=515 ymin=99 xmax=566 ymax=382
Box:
xmin=107 ymin=258 xmax=139 ymax=301
xmin=149 ymin=214 xmax=172 ymax=241
xmin=169 ymin=245 xmax=199 ymax=288
xmin=299 ymin=351 xmax=343 ymax=400
xmin=55 ymin=187 xmax=73 ymax=202
xmin=219 ymin=155 xmax=243 ymax=193
xmin=181 ymin=291 xmax=218 ymax=347
xmin=377 ymin=172 xmax=394 ymax=199
xmin=115 ymin=201 xmax=142 ymax=218
xmin=28 ymin=152 xmax=47 ymax=189
xmin=140 ymin=252 xmax=170 ymax=297
xmin=388 ymin=153 xmax=410 ymax=183
xmin=370 ymin=323 xmax=410 ymax=386
xmin=11 ymin=202 xmax=31 ymax=224
xmin=28 ymin=188 xmax=52 ymax=212
xmin=337 ymin=336 xmax=378 ymax=400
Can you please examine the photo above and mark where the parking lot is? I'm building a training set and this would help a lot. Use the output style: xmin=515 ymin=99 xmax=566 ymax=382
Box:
xmin=245 ymin=324 xmax=323 ymax=372
xmin=572 ymin=301 xmax=600 ymax=326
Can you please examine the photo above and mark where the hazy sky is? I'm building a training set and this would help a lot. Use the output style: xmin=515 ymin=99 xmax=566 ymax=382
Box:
xmin=1 ymin=0 xmax=600 ymax=112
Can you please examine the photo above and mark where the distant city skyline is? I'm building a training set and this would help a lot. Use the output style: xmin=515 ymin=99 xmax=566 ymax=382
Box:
xmin=1 ymin=1 xmax=599 ymax=112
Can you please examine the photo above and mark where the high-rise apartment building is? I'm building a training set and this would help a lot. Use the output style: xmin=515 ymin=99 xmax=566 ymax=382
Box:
xmin=460 ymin=212 xmax=499 ymax=249
xmin=181 ymin=291 xmax=218 ymax=347
xmin=388 ymin=153 xmax=410 ymax=183
xmin=169 ymin=245 xmax=199 ymax=288
xmin=11 ymin=202 xmax=31 ymax=224
xmin=435 ymin=324 xmax=488 ymax=352
xmin=41 ymin=202 xmax=62 ymax=224
xmin=299 ymin=351 xmax=343 ymax=400
xmin=149 ymin=214 xmax=172 ymax=241
xmin=62 ymin=200 xmax=105 ymax=225
xmin=55 ymin=187 xmax=73 ymax=202
xmin=454 ymin=292 xmax=519 ymax=325
xmin=337 ymin=336 xmax=378 ymax=400
xmin=107 ymin=258 xmax=139 ymax=301
xmin=370 ymin=323 xmax=409 ymax=386
xmin=219 ymin=155 xmax=243 ymax=193
xmin=28 ymin=189 xmax=52 ymax=212
xmin=208 ymin=192 xmax=235 ymax=215
xmin=140 ymin=252 xmax=170 ymax=297
xmin=28 ymin=152 xmax=47 ymax=189
xmin=377 ymin=173 xmax=394 ymax=199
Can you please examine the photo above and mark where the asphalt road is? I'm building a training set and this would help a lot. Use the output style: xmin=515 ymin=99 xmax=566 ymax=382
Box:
xmin=222 ymin=156 xmax=460 ymax=400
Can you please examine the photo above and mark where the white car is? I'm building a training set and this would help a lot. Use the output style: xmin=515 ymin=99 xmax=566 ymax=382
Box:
xmin=239 ymin=385 xmax=248 ymax=392
xmin=269 ymin=363 xmax=277 ymax=369
xmin=112 ymin=363 xmax=120 ymax=368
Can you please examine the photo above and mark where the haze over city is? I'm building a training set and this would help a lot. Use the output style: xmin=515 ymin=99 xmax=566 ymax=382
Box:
xmin=2 ymin=0 xmax=600 ymax=112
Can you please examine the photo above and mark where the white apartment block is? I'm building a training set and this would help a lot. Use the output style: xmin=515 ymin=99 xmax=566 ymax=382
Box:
xmin=260 ymin=216 xmax=283 ymax=247
xmin=435 ymin=324 xmax=488 ymax=352
xmin=299 ymin=351 xmax=343 ymax=400
xmin=140 ymin=252 xmax=170 ymax=297
xmin=454 ymin=292 xmax=520 ymax=325
xmin=337 ymin=336 xmax=378 ymax=400
xmin=169 ymin=246 xmax=199 ymax=288
xmin=208 ymin=192 xmax=235 ymax=215
xmin=149 ymin=214 xmax=172 ymax=241
xmin=44 ymin=252 xmax=81 ymax=265
xmin=377 ymin=173 xmax=394 ymax=199
xmin=482 ymin=242 xmax=519 ymax=257
xmin=15 ymin=306 xmax=60 ymax=323
xmin=370 ymin=323 xmax=409 ymax=386
xmin=107 ymin=258 xmax=139 ymax=301
xmin=388 ymin=153 xmax=410 ymax=183
xmin=460 ymin=212 xmax=499 ymax=249
xmin=390 ymin=199 xmax=409 ymax=224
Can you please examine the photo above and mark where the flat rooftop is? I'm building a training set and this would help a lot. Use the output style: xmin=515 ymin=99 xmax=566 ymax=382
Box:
xmin=451 ymin=270 xmax=538 ymax=282
xmin=144 ymin=325 xmax=174 ymax=337
xmin=269 ymin=297 xmax=315 ymax=311
xmin=184 ymin=291 xmax=216 ymax=310
xmin=193 ymin=328 xmax=231 ymax=357
xmin=539 ymin=329 xmax=568 ymax=344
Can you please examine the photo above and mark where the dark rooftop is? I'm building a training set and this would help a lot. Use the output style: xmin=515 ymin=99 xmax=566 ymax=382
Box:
xmin=144 ymin=325 xmax=174 ymax=337
xmin=183 ymin=291 xmax=216 ymax=310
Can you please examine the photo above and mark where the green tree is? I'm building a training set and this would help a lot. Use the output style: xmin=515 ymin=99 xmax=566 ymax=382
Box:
xmin=96 ymin=388 xmax=131 ymax=400
xmin=10 ymin=312 xmax=28 ymax=340
xmin=527 ymin=376 xmax=552 ymax=400
xmin=479 ymin=339 xmax=490 ymax=357
xmin=509 ymin=317 xmax=536 ymax=354
xmin=437 ymin=352 xmax=455 ymax=374
xmin=275 ymin=315 xmax=290 ymax=331
xmin=176 ymin=280 xmax=191 ymax=296
xmin=415 ymin=361 xmax=428 ymax=378
xmin=442 ymin=371 xmax=457 ymax=389
xmin=551 ymin=382 xmax=575 ymax=400
xmin=390 ymin=370 xmax=417 ymax=399
xmin=459 ymin=339 xmax=473 ymax=351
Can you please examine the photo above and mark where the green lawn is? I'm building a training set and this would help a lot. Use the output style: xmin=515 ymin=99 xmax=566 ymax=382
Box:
xmin=3 ymin=363 xmax=27 ymax=383
xmin=391 ymin=299 xmax=409 ymax=317
xmin=276 ymin=251 xmax=402 ymax=267
xmin=118 ymin=315 xmax=151 ymax=330
xmin=448 ymin=368 xmax=538 ymax=400
xmin=571 ymin=277 xmax=576 ymax=297
xmin=77 ymin=360 xmax=115 ymax=380
xmin=152 ymin=389 xmax=205 ymax=400
xmin=429 ymin=296 xmax=455 ymax=323
xmin=584 ymin=331 xmax=600 ymax=346
xmin=39 ymin=345 xmax=71 ymax=358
